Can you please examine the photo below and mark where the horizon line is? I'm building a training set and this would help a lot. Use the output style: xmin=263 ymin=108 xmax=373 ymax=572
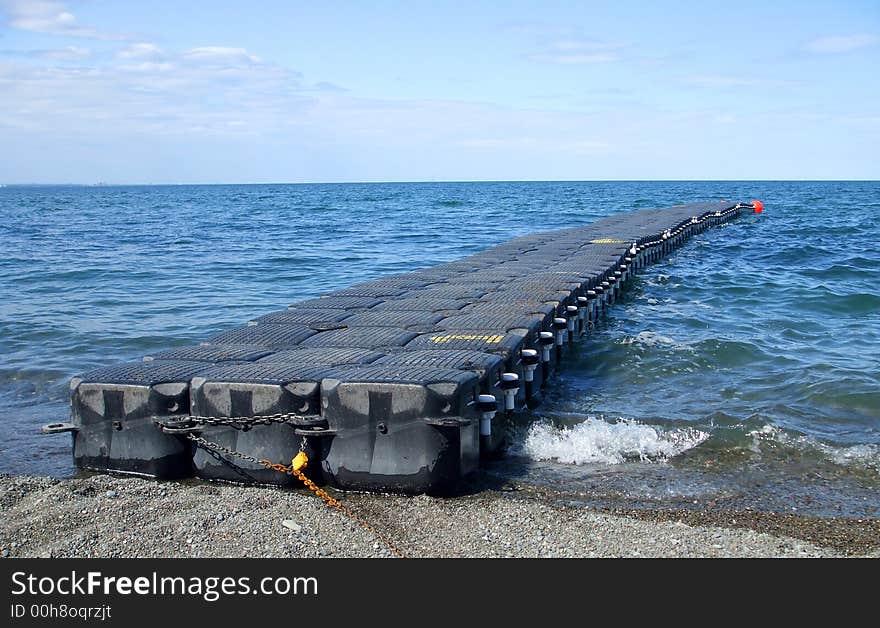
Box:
xmin=2 ymin=178 xmax=879 ymax=187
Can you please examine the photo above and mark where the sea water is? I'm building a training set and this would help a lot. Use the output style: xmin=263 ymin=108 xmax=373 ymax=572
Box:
xmin=1 ymin=181 xmax=877 ymax=516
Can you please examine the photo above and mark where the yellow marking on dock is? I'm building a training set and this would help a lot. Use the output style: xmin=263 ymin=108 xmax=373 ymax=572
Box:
xmin=429 ymin=333 xmax=504 ymax=344
xmin=590 ymin=238 xmax=628 ymax=244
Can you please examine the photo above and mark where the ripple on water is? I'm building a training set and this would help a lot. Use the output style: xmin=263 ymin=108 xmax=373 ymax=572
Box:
xmin=1 ymin=181 xmax=878 ymax=518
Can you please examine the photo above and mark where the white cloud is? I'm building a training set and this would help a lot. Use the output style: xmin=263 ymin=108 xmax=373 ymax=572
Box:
xmin=0 ymin=0 xmax=127 ymax=39
xmin=530 ymin=37 xmax=625 ymax=64
xmin=313 ymin=81 xmax=348 ymax=92
xmin=119 ymin=61 xmax=174 ymax=73
xmin=805 ymin=34 xmax=878 ymax=54
xmin=182 ymin=47 xmax=262 ymax=65
xmin=0 ymin=45 xmax=91 ymax=59
xmin=457 ymin=136 xmax=610 ymax=154
xmin=551 ymin=39 xmax=622 ymax=52
xmin=0 ymin=40 xmax=301 ymax=139
xmin=41 ymin=45 xmax=90 ymax=59
xmin=118 ymin=43 xmax=165 ymax=61
xmin=532 ymin=52 xmax=618 ymax=64
xmin=684 ymin=74 xmax=800 ymax=89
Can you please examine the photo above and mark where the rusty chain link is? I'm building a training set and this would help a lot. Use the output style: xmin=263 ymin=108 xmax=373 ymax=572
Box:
xmin=186 ymin=432 xmax=407 ymax=559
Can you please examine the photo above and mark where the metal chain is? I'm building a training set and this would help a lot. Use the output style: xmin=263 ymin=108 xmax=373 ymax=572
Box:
xmin=186 ymin=433 xmax=407 ymax=559
xmin=183 ymin=411 xmax=311 ymax=430
xmin=280 ymin=463 xmax=408 ymax=559
xmin=186 ymin=433 xmax=265 ymax=465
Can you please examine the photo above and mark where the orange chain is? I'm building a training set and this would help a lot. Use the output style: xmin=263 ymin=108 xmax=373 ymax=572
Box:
xmin=260 ymin=455 xmax=407 ymax=559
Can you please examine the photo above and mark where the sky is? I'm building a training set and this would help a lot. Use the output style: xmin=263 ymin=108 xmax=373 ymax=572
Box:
xmin=0 ymin=0 xmax=878 ymax=183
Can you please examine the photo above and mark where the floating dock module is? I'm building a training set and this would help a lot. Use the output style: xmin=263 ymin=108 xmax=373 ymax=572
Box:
xmin=55 ymin=200 xmax=757 ymax=494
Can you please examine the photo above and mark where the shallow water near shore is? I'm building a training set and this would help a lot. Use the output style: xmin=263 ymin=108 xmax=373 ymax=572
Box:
xmin=1 ymin=181 xmax=878 ymax=517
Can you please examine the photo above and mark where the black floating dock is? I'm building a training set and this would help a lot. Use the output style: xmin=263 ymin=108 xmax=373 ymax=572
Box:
xmin=58 ymin=201 xmax=753 ymax=494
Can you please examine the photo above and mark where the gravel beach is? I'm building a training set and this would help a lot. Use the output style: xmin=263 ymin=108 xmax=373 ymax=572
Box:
xmin=2 ymin=474 xmax=877 ymax=558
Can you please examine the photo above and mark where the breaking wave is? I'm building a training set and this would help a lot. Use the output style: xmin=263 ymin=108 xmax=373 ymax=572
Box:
xmin=518 ymin=418 xmax=709 ymax=465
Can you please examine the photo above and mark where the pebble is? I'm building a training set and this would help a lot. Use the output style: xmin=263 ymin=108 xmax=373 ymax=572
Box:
xmin=282 ymin=519 xmax=302 ymax=533
xmin=0 ymin=475 xmax=875 ymax=559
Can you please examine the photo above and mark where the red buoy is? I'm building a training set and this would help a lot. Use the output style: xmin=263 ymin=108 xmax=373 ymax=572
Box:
xmin=751 ymin=200 xmax=764 ymax=213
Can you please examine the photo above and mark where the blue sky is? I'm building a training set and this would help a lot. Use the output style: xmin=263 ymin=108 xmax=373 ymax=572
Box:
xmin=1 ymin=0 xmax=877 ymax=183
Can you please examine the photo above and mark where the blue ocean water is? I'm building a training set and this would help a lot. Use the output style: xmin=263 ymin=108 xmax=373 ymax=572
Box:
xmin=1 ymin=181 xmax=877 ymax=516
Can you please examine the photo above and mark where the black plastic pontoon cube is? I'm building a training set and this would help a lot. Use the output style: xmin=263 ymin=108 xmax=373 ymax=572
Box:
xmin=70 ymin=360 xmax=210 ymax=478
xmin=318 ymin=365 xmax=483 ymax=494
xmin=189 ymin=362 xmax=336 ymax=486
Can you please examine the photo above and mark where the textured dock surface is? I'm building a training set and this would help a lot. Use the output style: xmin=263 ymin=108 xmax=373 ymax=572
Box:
xmin=66 ymin=201 xmax=749 ymax=493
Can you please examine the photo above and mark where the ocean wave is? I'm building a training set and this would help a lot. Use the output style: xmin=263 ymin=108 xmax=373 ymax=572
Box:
xmin=617 ymin=331 xmax=775 ymax=369
xmin=748 ymin=425 xmax=880 ymax=472
xmin=518 ymin=417 xmax=709 ymax=465
xmin=619 ymin=331 xmax=692 ymax=351
xmin=795 ymin=291 xmax=880 ymax=316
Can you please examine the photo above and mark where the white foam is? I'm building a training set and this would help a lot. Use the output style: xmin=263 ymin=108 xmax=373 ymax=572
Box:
xmin=620 ymin=331 xmax=692 ymax=351
xmin=748 ymin=425 xmax=880 ymax=471
xmin=822 ymin=443 xmax=880 ymax=470
xmin=519 ymin=418 xmax=709 ymax=465
xmin=621 ymin=331 xmax=673 ymax=346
